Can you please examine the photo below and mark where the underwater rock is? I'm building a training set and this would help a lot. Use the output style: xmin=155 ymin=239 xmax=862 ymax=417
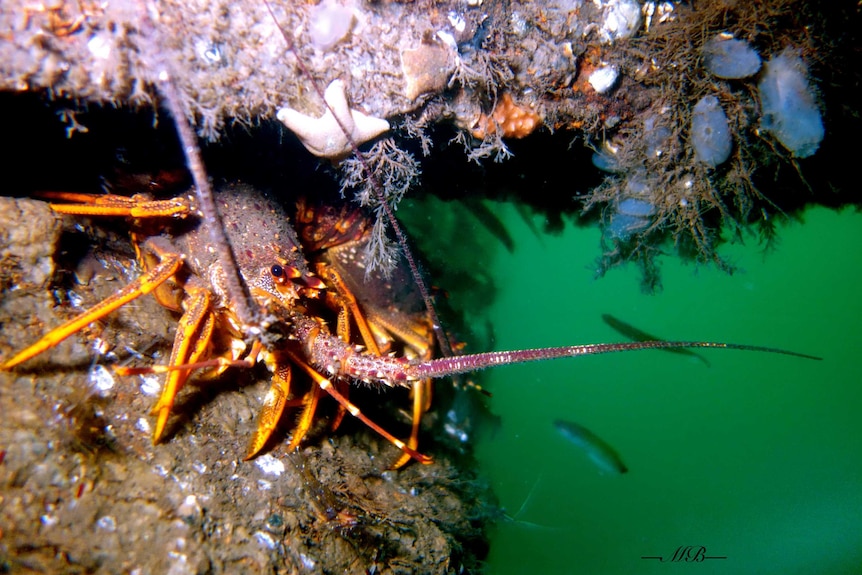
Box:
xmin=702 ymin=35 xmax=762 ymax=79
xmin=691 ymin=95 xmax=732 ymax=167
xmin=0 ymin=197 xmax=62 ymax=289
xmin=758 ymin=48 xmax=825 ymax=158
xmin=597 ymin=0 xmax=642 ymax=44
xmin=401 ymin=41 xmax=456 ymax=101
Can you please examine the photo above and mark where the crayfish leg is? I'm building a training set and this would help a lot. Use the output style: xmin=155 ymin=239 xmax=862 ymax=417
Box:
xmin=329 ymin=379 xmax=351 ymax=432
xmin=1 ymin=253 xmax=183 ymax=371
xmin=319 ymin=263 xmax=384 ymax=436
xmin=150 ymin=286 xmax=214 ymax=443
xmin=318 ymin=263 xmax=381 ymax=357
xmin=286 ymin=349 xmax=433 ymax=465
xmin=391 ymin=379 xmax=433 ymax=469
xmin=245 ymin=359 xmax=294 ymax=460
xmin=38 ymin=191 xmax=191 ymax=219
xmin=286 ymin=384 xmax=322 ymax=452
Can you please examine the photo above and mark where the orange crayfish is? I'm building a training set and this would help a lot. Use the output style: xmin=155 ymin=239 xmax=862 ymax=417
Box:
xmin=0 ymin=181 xmax=821 ymax=467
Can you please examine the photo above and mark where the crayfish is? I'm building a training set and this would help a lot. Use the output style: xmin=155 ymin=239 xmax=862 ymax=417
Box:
xmin=0 ymin=180 xmax=820 ymax=467
xmin=0 ymin=183 xmax=434 ymax=464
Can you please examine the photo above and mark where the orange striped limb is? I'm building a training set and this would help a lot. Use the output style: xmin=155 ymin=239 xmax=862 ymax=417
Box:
xmin=366 ymin=307 xmax=434 ymax=362
xmin=243 ymin=350 xmax=323 ymax=459
xmin=361 ymin=307 xmax=436 ymax=468
xmin=365 ymin=311 xmax=435 ymax=469
xmin=315 ymin=263 xmax=382 ymax=434
xmin=37 ymin=191 xmax=191 ymax=219
xmin=245 ymin=356 xmax=294 ymax=460
xmin=114 ymin=355 xmax=259 ymax=377
xmin=114 ymin=340 xmax=263 ymax=379
xmin=326 ymin=304 xmax=352 ymax=432
xmin=245 ymin=347 xmax=326 ymax=457
xmin=316 ymin=263 xmax=381 ymax=357
xmin=116 ymin=347 xmax=265 ymax=442
xmin=328 ymin=379 xmax=351 ymax=432
xmin=1 ymin=252 xmax=183 ymax=371
xmin=149 ymin=286 xmax=215 ymax=443
xmin=314 ymin=263 xmax=435 ymax=467
xmin=391 ymin=379 xmax=433 ymax=469
xmin=111 ymin=287 xmax=263 ymax=443
xmin=286 ymin=383 xmax=322 ymax=452
xmin=287 ymin=349 xmax=433 ymax=465
xmin=123 ymin=338 xmax=303 ymax=458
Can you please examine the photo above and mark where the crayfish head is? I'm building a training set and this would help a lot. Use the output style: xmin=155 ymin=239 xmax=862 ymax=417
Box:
xmin=249 ymin=261 xmax=329 ymax=311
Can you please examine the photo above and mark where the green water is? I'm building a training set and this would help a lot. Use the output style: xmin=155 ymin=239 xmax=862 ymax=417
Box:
xmin=463 ymin=204 xmax=862 ymax=575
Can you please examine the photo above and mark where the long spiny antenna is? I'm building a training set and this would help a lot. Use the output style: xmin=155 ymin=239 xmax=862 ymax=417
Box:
xmin=157 ymin=75 xmax=259 ymax=333
xmin=262 ymin=0 xmax=457 ymax=359
xmin=138 ymin=0 xmax=260 ymax=334
xmin=406 ymin=340 xmax=822 ymax=379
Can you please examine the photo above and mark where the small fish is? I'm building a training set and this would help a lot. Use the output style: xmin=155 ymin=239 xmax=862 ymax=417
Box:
xmin=463 ymin=198 xmax=515 ymax=253
xmin=513 ymin=202 xmax=546 ymax=248
xmin=553 ymin=419 xmax=628 ymax=475
xmin=601 ymin=314 xmax=712 ymax=367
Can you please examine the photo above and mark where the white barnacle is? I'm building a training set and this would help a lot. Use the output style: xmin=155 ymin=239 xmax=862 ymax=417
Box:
xmin=88 ymin=364 xmax=115 ymax=396
xmin=588 ymin=65 xmax=619 ymax=94
xmin=254 ymin=531 xmax=277 ymax=550
xmin=597 ymin=0 xmax=642 ymax=44
xmin=87 ymin=34 xmax=111 ymax=60
xmin=254 ymin=454 xmax=285 ymax=477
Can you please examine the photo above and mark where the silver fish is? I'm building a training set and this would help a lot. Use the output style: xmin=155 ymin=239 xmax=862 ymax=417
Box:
xmin=602 ymin=314 xmax=711 ymax=367
xmin=553 ymin=419 xmax=628 ymax=474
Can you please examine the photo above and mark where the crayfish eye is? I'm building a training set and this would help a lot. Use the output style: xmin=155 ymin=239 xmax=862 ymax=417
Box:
xmin=270 ymin=264 xmax=284 ymax=278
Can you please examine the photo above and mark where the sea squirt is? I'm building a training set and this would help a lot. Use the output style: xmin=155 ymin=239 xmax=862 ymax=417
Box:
xmin=608 ymin=197 xmax=654 ymax=241
xmin=690 ymin=95 xmax=732 ymax=167
xmin=309 ymin=0 xmax=356 ymax=52
xmin=702 ymin=35 xmax=762 ymax=79
xmin=758 ymin=48 xmax=825 ymax=158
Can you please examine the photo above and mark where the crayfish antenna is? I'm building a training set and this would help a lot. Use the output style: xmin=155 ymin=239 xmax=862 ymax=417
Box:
xmin=133 ymin=2 xmax=260 ymax=337
xmin=406 ymin=341 xmax=822 ymax=379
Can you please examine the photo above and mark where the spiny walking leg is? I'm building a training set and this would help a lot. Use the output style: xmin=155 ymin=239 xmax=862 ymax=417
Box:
xmin=286 ymin=347 xmax=433 ymax=465
xmin=1 ymin=253 xmax=182 ymax=370
xmin=149 ymin=286 xmax=215 ymax=443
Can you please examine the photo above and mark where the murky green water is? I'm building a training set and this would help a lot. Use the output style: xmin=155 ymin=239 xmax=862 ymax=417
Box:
xmin=459 ymin=204 xmax=862 ymax=574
